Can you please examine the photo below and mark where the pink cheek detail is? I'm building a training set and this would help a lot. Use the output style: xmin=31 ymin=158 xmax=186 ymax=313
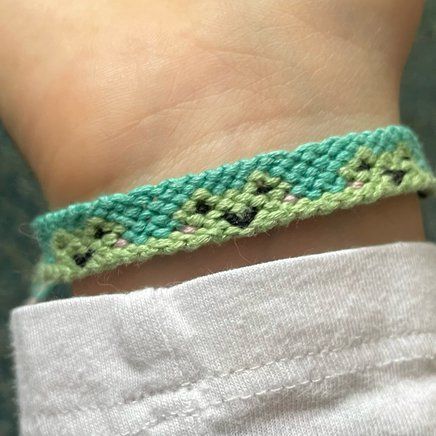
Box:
xmin=181 ymin=225 xmax=197 ymax=234
xmin=349 ymin=181 xmax=365 ymax=189
xmin=114 ymin=238 xmax=128 ymax=248
xmin=284 ymin=194 xmax=298 ymax=203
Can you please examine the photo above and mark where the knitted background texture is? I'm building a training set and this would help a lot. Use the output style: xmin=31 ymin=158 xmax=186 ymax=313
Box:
xmin=32 ymin=126 xmax=436 ymax=296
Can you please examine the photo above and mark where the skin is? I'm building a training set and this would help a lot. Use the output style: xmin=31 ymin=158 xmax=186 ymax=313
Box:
xmin=0 ymin=0 xmax=426 ymax=295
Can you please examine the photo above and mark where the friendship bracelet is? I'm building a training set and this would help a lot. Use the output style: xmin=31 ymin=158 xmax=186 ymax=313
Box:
xmin=32 ymin=126 xmax=436 ymax=300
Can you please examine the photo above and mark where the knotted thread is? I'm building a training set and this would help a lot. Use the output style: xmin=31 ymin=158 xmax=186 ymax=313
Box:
xmin=31 ymin=126 xmax=436 ymax=300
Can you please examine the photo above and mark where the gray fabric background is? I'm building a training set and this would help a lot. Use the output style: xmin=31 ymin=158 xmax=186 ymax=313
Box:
xmin=0 ymin=3 xmax=435 ymax=434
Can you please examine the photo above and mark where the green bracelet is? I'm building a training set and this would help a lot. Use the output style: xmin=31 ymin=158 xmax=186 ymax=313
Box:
xmin=32 ymin=125 xmax=436 ymax=300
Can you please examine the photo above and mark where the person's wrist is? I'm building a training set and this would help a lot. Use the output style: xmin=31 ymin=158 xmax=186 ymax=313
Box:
xmin=0 ymin=0 xmax=426 ymax=297
xmin=19 ymin=67 xmax=400 ymax=209
xmin=0 ymin=0 xmax=421 ymax=207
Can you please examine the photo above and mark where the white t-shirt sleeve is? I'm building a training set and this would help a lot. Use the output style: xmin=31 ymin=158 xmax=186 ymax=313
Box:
xmin=11 ymin=242 xmax=436 ymax=435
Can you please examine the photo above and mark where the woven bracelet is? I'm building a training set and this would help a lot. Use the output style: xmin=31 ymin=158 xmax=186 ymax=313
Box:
xmin=32 ymin=125 xmax=436 ymax=300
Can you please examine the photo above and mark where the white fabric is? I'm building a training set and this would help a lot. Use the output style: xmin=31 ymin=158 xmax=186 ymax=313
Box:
xmin=11 ymin=242 xmax=436 ymax=436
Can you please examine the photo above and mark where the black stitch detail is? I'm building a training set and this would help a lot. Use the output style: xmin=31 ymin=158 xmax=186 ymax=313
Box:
xmin=383 ymin=169 xmax=406 ymax=186
xmin=196 ymin=201 xmax=211 ymax=214
xmin=94 ymin=226 xmax=110 ymax=239
xmin=73 ymin=249 xmax=94 ymax=267
xmin=256 ymin=184 xmax=274 ymax=195
xmin=357 ymin=160 xmax=372 ymax=171
xmin=223 ymin=207 xmax=258 ymax=228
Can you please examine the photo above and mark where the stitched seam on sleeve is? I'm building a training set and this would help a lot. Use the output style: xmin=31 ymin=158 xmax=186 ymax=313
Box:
xmin=27 ymin=330 xmax=434 ymax=418
xmin=121 ymin=353 xmax=435 ymax=436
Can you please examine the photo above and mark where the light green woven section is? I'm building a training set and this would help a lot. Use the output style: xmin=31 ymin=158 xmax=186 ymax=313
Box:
xmin=32 ymin=126 xmax=436 ymax=298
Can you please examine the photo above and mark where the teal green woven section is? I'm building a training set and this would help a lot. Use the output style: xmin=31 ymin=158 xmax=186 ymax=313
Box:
xmin=32 ymin=125 xmax=436 ymax=298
